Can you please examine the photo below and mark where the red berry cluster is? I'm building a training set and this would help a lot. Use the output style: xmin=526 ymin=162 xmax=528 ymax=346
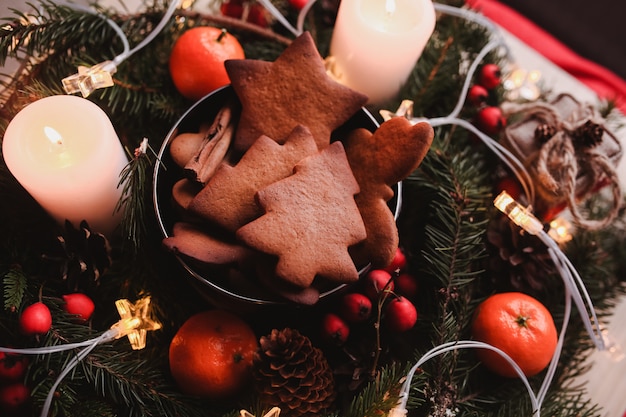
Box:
xmin=468 ymin=64 xmax=507 ymax=137
xmin=2 ymin=293 xmax=96 ymax=412
xmin=0 ymin=351 xmax=30 ymax=414
xmin=320 ymin=248 xmax=420 ymax=345
xmin=18 ymin=293 xmax=95 ymax=337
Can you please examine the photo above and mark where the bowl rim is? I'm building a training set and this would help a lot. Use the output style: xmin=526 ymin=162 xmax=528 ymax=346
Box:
xmin=152 ymin=85 xmax=402 ymax=306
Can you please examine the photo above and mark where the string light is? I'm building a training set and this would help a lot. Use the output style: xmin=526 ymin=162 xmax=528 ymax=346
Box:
xmin=493 ymin=191 xmax=544 ymax=235
xmin=548 ymin=217 xmax=573 ymax=244
xmin=61 ymin=0 xmax=181 ymax=97
xmin=503 ymin=67 xmax=542 ymax=101
xmin=240 ymin=407 xmax=281 ymax=417
xmin=29 ymin=1 xmax=618 ymax=415
xmin=0 ymin=296 xmax=160 ymax=417
xmin=376 ymin=3 xmax=537 ymax=206
xmin=112 ymin=296 xmax=162 ymax=350
xmin=494 ymin=191 xmax=607 ymax=352
xmin=389 ymin=189 xmax=617 ymax=417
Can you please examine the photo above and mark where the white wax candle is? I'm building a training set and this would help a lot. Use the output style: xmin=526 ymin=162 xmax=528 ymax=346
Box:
xmin=329 ymin=0 xmax=436 ymax=104
xmin=2 ymin=95 xmax=128 ymax=236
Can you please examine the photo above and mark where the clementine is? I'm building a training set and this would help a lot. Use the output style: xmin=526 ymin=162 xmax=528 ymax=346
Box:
xmin=169 ymin=26 xmax=245 ymax=101
xmin=168 ymin=309 xmax=258 ymax=399
xmin=471 ymin=292 xmax=558 ymax=378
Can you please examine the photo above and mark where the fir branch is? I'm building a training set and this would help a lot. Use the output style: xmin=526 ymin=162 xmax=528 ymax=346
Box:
xmin=176 ymin=9 xmax=293 ymax=46
xmin=115 ymin=143 xmax=154 ymax=253
xmin=345 ymin=364 xmax=406 ymax=417
xmin=398 ymin=135 xmax=492 ymax=414
xmin=3 ymin=266 xmax=27 ymax=311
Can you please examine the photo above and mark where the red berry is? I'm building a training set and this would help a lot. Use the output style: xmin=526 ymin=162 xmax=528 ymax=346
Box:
xmin=0 ymin=353 xmax=28 ymax=382
xmin=339 ymin=293 xmax=372 ymax=323
xmin=363 ymin=269 xmax=394 ymax=301
xmin=475 ymin=106 xmax=506 ymax=136
xmin=320 ymin=313 xmax=350 ymax=345
xmin=478 ymin=63 xmax=502 ymax=90
xmin=246 ymin=5 xmax=269 ymax=27
xmin=467 ymin=84 xmax=489 ymax=106
xmin=394 ymin=272 xmax=419 ymax=298
xmin=0 ymin=382 xmax=30 ymax=412
xmin=19 ymin=302 xmax=52 ymax=335
xmin=384 ymin=247 xmax=407 ymax=274
xmin=63 ymin=293 xmax=95 ymax=322
xmin=288 ymin=0 xmax=309 ymax=10
xmin=220 ymin=0 xmax=269 ymax=27
xmin=384 ymin=296 xmax=418 ymax=332
xmin=220 ymin=0 xmax=244 ymax=18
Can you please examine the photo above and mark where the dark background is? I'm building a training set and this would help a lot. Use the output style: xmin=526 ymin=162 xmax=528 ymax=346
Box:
xmin=500 ymin=0 xmax=626 ymax=81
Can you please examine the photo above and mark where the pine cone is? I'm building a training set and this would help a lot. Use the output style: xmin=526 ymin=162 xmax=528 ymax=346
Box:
xmin=42 ymin=220 xmax=111 ymax=291
xmin=486 ymin=213 xmax=556 ymax=293
xmin=253 ymin=328 xmax=336 ymax=417
xmin=572 ymin=120 xmax=604 ymax=148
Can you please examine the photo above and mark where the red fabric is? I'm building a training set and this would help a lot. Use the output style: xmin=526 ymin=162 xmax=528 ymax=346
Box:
xmin=465 ymin=0 xmax=626 ymax=114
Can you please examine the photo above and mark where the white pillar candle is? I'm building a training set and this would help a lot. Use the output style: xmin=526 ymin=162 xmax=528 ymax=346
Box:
xmin=329 ymin=0 xmax=436 ymax=104
xmin=2 ymin=95 xmax=128 ymax=236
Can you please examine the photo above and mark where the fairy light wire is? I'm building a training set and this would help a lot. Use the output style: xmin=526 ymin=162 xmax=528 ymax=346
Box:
xmin=0 ymin=328 xmax=119 ymax=417
xmin=26 ymin=1 xmax=606 ymax=415
xmin=0 ymin=296 xmax=160 ymax=416
xmin=388 ymin=5 xmax=607 ymax=415
xmin=494 ymin=191 xmax=606 ymax=351
xmin=256 ymin=0 xmax=300 ymax=36
xmin=394 ymin=341 xmax=541 ymax=416
xmin=61 ymin=0 xmax=180 ymax=96
xmin=413 ymin=6 xmax=536 ymax=205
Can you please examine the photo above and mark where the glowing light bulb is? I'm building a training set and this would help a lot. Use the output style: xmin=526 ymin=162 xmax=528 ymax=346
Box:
xmin=494 ymin=191 xmax=543 ymax=235
xmin=548 ymin=217 xmax=573 ymax=244
xmin=111 ymin=296 xmax=161 ymax=350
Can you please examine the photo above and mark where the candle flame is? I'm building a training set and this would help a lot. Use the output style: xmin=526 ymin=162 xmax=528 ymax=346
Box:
xmin=44 ymin=126 xmax=63 ymax=146
xmin=385 ymin=0 xmax=396 ymax=15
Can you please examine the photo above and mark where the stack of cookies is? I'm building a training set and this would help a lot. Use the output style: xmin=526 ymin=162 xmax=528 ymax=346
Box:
xmin=162 ymin=32 xmax=434 ymax=305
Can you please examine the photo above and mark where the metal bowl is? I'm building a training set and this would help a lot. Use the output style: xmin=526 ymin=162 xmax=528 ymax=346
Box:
xmin=153 ymin=85 xmax=400 ymax=307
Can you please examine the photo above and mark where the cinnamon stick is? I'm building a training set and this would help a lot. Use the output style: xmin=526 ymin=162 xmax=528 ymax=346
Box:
xmin=185 ymin=102 xmax=235 ymax=185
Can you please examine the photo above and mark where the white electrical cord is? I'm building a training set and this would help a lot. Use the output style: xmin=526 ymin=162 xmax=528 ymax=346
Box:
xmin=61 ymin=0 xmax=180 ymax=96
xmin=0 ymin=328 xmax=120 ymax=417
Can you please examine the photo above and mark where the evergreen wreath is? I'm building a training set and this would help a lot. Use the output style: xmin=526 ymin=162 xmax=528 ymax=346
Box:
xmin=1 ymin=0 xmax=625 ymax=416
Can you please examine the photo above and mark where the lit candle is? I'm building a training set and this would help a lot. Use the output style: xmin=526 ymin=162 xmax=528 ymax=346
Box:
xmin=2 ymin=95 xmax=128 ymax=236
xmin=329 ymin=0 xmax=436 ymax=104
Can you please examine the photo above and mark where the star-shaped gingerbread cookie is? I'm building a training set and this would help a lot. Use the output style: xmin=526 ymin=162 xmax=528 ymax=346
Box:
xmin=225 ymin=31 xmax=368 ymax=152
xmin=236 ymin=141 xmax=367 ymax=288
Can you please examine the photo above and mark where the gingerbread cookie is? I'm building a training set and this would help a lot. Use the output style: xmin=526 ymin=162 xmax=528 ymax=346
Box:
xmin=344 ymin=117 xmax=434 ymax=267
xmin=171 ymin=178 xmax=201 ymax=215
xmin=236 ymin=141 xmax=367 ymax=288
xmin=224 ymin=31 xmax=368 ymax=152
xmin=162 ymin=222 xmax=254 ymax=267
xmin=188 ymin=124 xmax=318 ymax=232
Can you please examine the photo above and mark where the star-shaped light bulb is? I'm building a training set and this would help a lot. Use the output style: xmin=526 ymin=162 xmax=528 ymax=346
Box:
xmin=380 ymin=99 xmax=415 ymax=122
xmin=111 ymin=296 xmax=161 ymax=350
xmin=62 ymin=61 xmax=117 ymax=97
xmin=240 ymin=407 xmax=281 ymax=417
